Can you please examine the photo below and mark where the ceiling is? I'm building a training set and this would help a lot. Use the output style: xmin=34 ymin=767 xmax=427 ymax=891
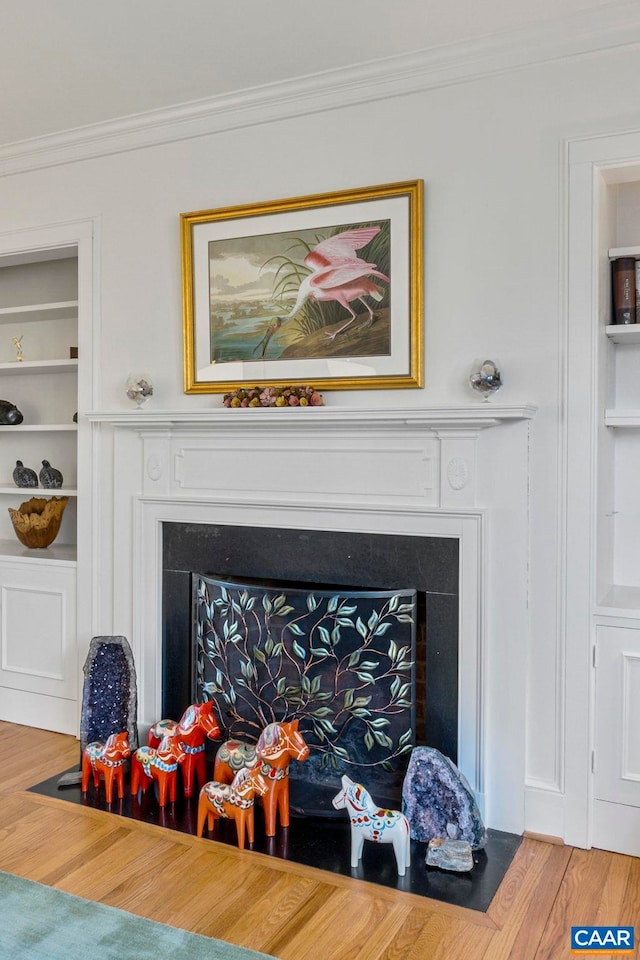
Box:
xmin=0 ymin=0 xmax=629 ymax=148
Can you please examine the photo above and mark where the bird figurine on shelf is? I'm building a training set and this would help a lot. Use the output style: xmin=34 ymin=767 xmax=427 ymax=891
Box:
xmin=39 ymin=460 xmax=63 ymax=489
xmin=0 ymin=400 xmax=23 ymax=425
xmin=13 ymin=461 xmax=38 ymax=488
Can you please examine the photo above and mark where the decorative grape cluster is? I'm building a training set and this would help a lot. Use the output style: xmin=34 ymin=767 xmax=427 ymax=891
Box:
xmin=222 ymin=385 xmax=325 ymax=408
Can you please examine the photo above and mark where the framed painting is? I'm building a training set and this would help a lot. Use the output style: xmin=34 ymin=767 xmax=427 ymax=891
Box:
xmin=181 ymin=180 xmax=423 ymax=393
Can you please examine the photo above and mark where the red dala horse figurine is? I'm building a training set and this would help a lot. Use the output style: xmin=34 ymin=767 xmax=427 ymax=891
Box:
xmin=197 ymin=765 xmax=268 ymax=850
xmin=214 ymin=718 xmax=309 ymax=837
xmin=130 ymin=736 xmax=187 ymax=807
xmin=148 ymin=701 xmax=221 ymax=798
xmin=81 ymin=732 xmax=131 ymax=804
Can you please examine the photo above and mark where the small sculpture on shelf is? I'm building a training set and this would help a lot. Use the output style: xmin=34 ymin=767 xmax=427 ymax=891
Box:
xmin=469 ymin=359 xmax=502 ymax=401
xmin=11 ymin=336 xmax=23 ymax=362
xmin=197 ymin=766 xmax=268 ymax=850
xmin=332 ymin=775 xmax=411 ymax=877
xmin=39 ymin=460 xmax=63 ymax=489
xmin=81 ymin=732 xmax=131 ymax=805
xmin=8 ymin=496 xmax=68 ymax=548
xmin=12 ymin=461 xmax=37 ymax=488
xmin=148 ymin=701 xmax=221 ymax=798
xmin=0 ymin=400 xmax=23 ymax=425
xmin=125 ymin=373 xmax=153 ymax=406
xmin=213 ymin=719 xmax=309 ymax=837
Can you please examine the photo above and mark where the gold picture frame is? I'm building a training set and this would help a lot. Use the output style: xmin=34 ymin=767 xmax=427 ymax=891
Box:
xmin=181 ymin=180 xmax=423 ymax=393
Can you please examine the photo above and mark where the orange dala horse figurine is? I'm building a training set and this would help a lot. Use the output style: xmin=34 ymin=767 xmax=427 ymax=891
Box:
xmin=197 ymin=765 xmax=268 ymax=850
xmin=81 ymin=732 xmax=131 ymax=804
xmin=130 ymin=736 xmax=187 ymax=807
xmin=213 ymin=719 xmax=309 ymax=837
xmin=148 ymin=701 xmax=221 ymax=798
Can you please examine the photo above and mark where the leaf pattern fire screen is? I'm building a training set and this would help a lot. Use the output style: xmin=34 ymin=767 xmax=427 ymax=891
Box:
xmin=193 ymin=574 xmax=417 ymax=800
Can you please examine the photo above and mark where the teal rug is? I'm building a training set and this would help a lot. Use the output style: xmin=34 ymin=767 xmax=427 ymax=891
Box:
xmin=0 ymin=871 xmax=276 ymax=960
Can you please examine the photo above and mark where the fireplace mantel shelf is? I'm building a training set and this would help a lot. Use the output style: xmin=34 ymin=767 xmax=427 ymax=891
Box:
xmin=87 ymin=402 xmax=536 ymax=432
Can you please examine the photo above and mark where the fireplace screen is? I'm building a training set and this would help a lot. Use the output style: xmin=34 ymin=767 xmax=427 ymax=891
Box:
xmin=193 ymin=574 xmax=416 ymax=805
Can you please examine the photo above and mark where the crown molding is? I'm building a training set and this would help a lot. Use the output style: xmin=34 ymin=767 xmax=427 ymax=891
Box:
xmin=1 ymin=2 xmax=639 ymax=177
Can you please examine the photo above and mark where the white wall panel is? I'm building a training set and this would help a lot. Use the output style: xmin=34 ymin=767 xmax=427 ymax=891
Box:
xmin=0 ymin=560 xmax=77 ymax=706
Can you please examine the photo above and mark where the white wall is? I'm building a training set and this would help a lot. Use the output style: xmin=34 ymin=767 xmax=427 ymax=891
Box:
xmin=0 ymin=45 xmax=638 ymax=837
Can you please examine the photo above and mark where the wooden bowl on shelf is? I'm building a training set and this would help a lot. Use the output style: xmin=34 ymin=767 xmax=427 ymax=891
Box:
xmin=8 ymin=496 xmax=69 ymax=548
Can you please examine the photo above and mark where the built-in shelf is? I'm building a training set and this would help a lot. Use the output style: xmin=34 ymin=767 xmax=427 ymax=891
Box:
xmin=0 ymin=359 xmax=78 ymax=375
xmin=605 ymin=324 xmax=640 ymax=344
xmin=0 ymin=300 xmax=78 ymax=324
xmin=0 ymin=486 xmax=77 ymax=496
xmin=609 ymin=246 xmax=640 ymax=260
xmin=0 ymin=423 xmax=77 ymax=432
xmin=596 ymin=584 xmax=640 ymax=618
xmin=0 ymin=538 xmax=76 ymax=565
xmin=605 ymin=410 xmax=640 ymax=427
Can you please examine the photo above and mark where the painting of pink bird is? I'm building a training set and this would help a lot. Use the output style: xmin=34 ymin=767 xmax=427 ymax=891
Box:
xmin=256 ymin=225 xmax=390 ymax=359
xmin=202 ymin=219 xmax=391 ymax=366
xmin=182 ymin=179 xmax=423 ymax=392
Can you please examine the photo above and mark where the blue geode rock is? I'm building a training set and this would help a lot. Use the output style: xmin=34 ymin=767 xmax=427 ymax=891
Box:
xmin=80 ymin=636 xmax=139 ymax=754
xmin=402 ymin=746 xmax=487 ymax=850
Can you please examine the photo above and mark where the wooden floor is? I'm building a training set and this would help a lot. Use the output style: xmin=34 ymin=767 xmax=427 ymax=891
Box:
xmin=1 ymin=722 xmax=638 ymax=960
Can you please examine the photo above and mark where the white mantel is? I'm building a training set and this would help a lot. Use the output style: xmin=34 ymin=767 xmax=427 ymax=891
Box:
xmin=88 ymin=402 xmax=536 ymax=429
xmin=90 ymin=402 xmax=535 ymax=509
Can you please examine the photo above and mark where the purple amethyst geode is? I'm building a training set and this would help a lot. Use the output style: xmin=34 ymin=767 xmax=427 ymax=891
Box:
xmin=401 ymin=747 xmax=487 ymax=850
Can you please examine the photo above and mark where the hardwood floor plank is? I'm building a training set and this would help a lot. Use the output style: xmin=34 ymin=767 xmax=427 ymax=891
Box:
xmin=593 ymin=852 xmax=633 ymax=927
xmin=252 ymin=882 xmax=350 ymax=958
xmin=188 ymin=866 xmax=283 ymax=940
xmin=152 ymin=852 xmax=259 ymax=932
xmin=362 ymin=907 xmax=436 ymax=960
xmin=412 ymin=914 xmax=494 ymax=960
xmin=0 ymin=723 xmax=78 ymax=793
xmin=34 ymin=823 xmax=133 ymax=887
xmin=57 ymin=829 xmax=197 ymax=900
xmin=534 ymin=848 xmax=626 ymax=960
xmin=485 ymin=842 xmax=571 ymax=960
xmin=222 ymin=875 xmax=323 ymax=953
xmin=293 ymin=894 xmax=409 ymax=960
xmin=267 ymin=887 xmax=354 ymax=960
xmin=347 ymin=902 xmax=421 ymax=960
xmin=488 ymin=841 xmax=542 ymax=928
xmin=618 ymin=855 xmax=640 ymax=958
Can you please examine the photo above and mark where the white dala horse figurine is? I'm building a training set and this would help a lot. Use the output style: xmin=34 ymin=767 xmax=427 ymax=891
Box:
xmin=332 ymin=774 xmax=411 ymax=876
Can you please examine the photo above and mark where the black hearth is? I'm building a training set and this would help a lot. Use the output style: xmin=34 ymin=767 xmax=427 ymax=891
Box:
xmin=33 ymin=765 xmax=520 ymax=912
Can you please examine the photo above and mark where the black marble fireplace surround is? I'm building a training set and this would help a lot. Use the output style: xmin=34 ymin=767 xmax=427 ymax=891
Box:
xmin=162 ymin=521 xmax=460 ymax=777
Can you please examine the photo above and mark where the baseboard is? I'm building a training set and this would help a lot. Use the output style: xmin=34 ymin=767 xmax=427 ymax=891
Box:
xmin=592 ymin=799 xmax=640 ymax=857
xmin=524 ymin=783 xmax=566 ymax=840
xmin=0 ymin=687 xmax=77 ymax=736
xmin=523 ymin=831 xmax=565 ymax=845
